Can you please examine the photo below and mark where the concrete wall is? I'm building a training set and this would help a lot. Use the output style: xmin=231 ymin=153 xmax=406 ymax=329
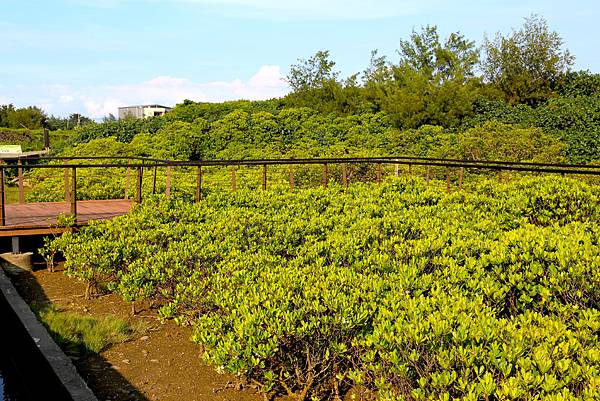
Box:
xmin=118 ymin=107 xmax=144 ymax=120
xmin=118 ymin=106 xmax=171 ymax=119
xmin=142 ymin=106 xmax=171 ymax=118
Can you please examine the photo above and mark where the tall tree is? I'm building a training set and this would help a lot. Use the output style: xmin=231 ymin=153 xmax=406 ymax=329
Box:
xmin=285 ymin=50 xmax=369 ymax=115
xmin=5 ymin=106 xmax=47 ymax=129
xmin=481 ymin=15 xmax=574 ymax=105
xmin=366 ymin=26 xmax=481 ymax=128
xmin=0 ymin=104 xmax=16 ymax=127
xmin=398 ymin=26 xmax=479 ymax=80
xmin=286 ymin=50 xmax=339 ymax=92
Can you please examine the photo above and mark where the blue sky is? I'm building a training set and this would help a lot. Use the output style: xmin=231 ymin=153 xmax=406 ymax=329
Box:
xmin=1 ymin=0 xmax=598 ymax=118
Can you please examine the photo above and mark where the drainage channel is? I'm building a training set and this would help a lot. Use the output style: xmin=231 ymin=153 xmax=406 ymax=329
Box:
xmin=0 ymin=353 xmax=25 ymax=401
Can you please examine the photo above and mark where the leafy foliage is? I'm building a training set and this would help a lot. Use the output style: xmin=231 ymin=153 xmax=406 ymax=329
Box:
xmin=481 ymin=15 xmax=574 ymax=105
xmin=44 ymin=176 xmax=600 ymax=400
xmin=458 ymin=121 xmax=564 ymax=162
xmin=287 ymin=50 xmax=340 ymax=92
xmin=464 ymin=96 xmax=600 ymax=163
xmin=25 ymin=108 xmax=570 ymax=203
xmin=0 ymin=104 xmax=47 ymax=129
xmin=167 ymin=99 xmax=282 ymax=123
xmin=72 ymin=116 xmax=166 ymax=144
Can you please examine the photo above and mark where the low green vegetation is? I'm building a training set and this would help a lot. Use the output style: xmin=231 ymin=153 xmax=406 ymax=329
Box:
xmin=36 ymin=306 xmax=136 ymax=355
xmin=43 ymin=176 xmax=600 ymax=400
xmin=24 ymin=117 xmax=571 ymax=203
xmin=11 ymin=13 xmax=600 ymax=401
xmin=0 ymin=128 xmax=75 ymax=152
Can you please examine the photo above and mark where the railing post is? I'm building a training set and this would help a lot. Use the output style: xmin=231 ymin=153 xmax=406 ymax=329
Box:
xmin=458 ymin=167 xmax=464 ymax=191
xmin=408 ymin=164 xmax=412 ymax=175
xmin=152 ymin=162 xmax=158 ymax=195
xmin=195 ymin=164 xmax=202 ymax=202
xmin=426 ymin=166 xmax=431 ymax=182
xmin=342 ymin=163 xmax=348 ymax=188
xmin=124 ymin=162 xmax=131 ymax=200
xmin=0 ymin=166 xmax=5 ymax=226
xmin=323 ymin=163 xmax=328 ymax=189
xmin=136 ymin=166 xmax=143 ymax=203
xmin=262 ymin=164 xmax=267 ymax=191
xmin=289 ymin=165 xmax=295 ymax=191
xmin=376 ymin=163 xmax=382 ymax=185
xmin=446 ymin=167 xmax=451 ymax=193
xmin=17 ymin=158 xmax=24 ymax=204
xmin=64 ymin=167 xmax=70 ymax=202
xmin=166 ymin=165 xmax=171 ymax=197
xmin=231 ymin=165 xmax=237 ymax=192
xmin=43 ymin=128 xmax=50 ymax=150
xmin=71 ymin=167 xmax=77 ymax=220
xmin=394 ymin=161 xmax=399 ymax=177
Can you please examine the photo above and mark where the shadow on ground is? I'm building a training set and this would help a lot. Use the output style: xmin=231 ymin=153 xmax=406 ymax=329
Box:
xmin=4 ymin=262 xmax=150 ymax=401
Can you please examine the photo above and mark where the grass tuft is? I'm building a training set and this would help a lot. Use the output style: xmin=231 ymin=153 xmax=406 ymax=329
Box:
xmin=36 ymin=307 xmax=140 ymax=355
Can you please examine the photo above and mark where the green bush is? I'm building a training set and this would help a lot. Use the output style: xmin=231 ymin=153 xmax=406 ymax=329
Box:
xmin=44 ymin=176 xmax=600 ymax=400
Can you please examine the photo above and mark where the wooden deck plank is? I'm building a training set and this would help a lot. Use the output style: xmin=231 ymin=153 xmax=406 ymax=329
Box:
xmin=0 ymin=200 xmax=133 ymax=237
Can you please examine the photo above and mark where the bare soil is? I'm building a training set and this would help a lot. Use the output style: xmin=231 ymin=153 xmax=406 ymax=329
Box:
xmin=6 ymin=264 xmax=265 ymax=401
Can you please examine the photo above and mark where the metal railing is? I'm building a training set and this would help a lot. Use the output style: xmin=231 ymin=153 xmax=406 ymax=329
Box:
xmin=0 ymin=155 xmax=598 ymax=227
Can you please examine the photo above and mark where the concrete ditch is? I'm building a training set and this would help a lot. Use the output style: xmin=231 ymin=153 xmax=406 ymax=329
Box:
xmin=0 ymin=263 xmax=98 ymax=401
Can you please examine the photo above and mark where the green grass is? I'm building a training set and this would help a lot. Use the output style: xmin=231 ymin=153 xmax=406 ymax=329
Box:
xmin=36 ymin=307 xmax=142 ymax=355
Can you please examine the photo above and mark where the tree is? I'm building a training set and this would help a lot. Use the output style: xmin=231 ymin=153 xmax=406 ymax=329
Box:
xmin=0 ymin=104 xmax=16 ymax=127
xmin=132 ymin=121 xmax=208 ymax=160
xmin=285 ymin=50 xmax=369 ymax=115
xmin=481 ymin=15 xmax=574 ymax=105
xmin=5 ymin=106 xmax=47 ymax=129
xmin=46 ymin=113 xmax=93 ymax=130
xmin=0 ymin=104 xmax=46 ymax=129
xmin=286 ymin=50 xmax=339 ymax=92
xmin=68 ymin=113 xmax=93 ymax=127
xmin=365 ymin=26 xmax=481 ymax=128
xmin=398 ymin=25 xmax=479 ymax=81
xmin=556 ymin=70 xmax=600 ymax=98
xmin=103 ymin=113 xmax=117 ymax=123
xmin=363 ymin=50 xmax=392 ymax=84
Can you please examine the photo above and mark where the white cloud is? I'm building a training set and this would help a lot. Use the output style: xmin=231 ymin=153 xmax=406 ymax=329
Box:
xmin=59 ymin=95 xmax=75 ymax=104
xmin=248 ymin=65 xmax=285 ymax=88
xmin=81 ymin=97 xmax=124 ymax=118
xmin=6 ymin=65 xmax=289 ymax=119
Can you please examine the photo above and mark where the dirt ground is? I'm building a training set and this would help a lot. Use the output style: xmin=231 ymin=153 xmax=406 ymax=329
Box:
xmin=5 ymin=263 xmax=267 ymax=401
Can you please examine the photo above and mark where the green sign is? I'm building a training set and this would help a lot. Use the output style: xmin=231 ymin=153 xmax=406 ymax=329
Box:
xmin=0 ymin=145 xmax=22 ymax=153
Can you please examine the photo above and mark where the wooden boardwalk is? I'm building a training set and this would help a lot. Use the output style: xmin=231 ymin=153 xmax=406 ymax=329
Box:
xmin=0 ymin=156 xmax=598 ymax=238
xmin=0 ymin=199 xmax=133 ymax=237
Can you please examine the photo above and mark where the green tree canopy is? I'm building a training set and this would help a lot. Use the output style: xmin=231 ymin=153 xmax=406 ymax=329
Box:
xmin=481 ymin=15 xmax=574 ymax=105
xmin=398 ymin=25 xmax=479 ymax=80
xmin=0 ymin=104 xmax=47 ymax=129
xmin=286 ymin=50 xmax=340 ymax=92
xmin=365 ymin=26 xmax=481 ymax=128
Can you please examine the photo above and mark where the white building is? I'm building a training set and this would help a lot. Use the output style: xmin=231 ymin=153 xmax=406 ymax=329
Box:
xmin=118 ymin=104 xmax=172 ymax=120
